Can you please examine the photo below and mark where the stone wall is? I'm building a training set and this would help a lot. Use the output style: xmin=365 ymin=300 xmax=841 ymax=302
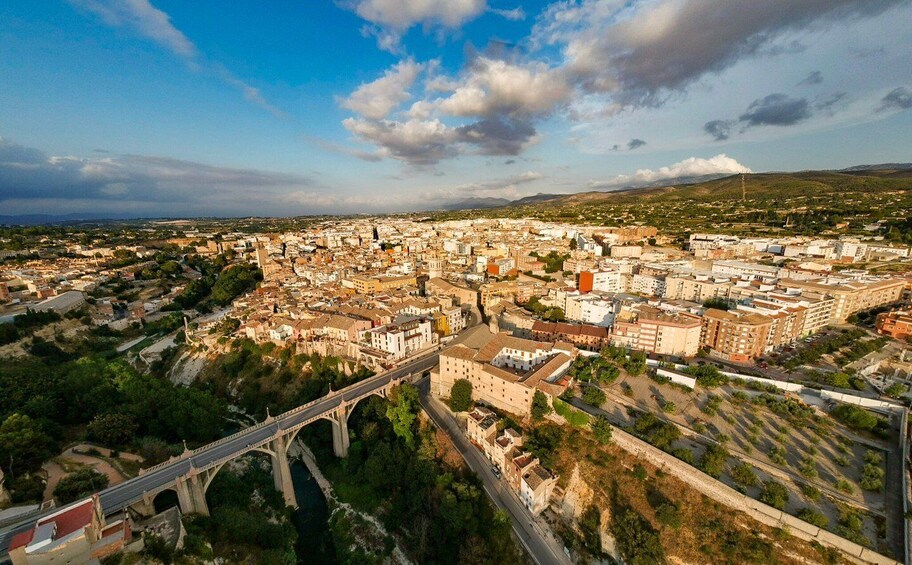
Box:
xmin=609 ymin=425 xmax=899 ymax=565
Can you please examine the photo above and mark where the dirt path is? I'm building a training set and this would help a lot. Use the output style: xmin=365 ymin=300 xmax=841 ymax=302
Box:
xmin=41 ymin=446 xmax=139 ymax=502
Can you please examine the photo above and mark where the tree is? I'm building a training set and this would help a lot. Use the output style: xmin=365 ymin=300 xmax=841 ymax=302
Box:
xmin=624 ymin=351 xmax=646 ymax=376
xmin=525 ymin=424 xmax=563 ymax=468
xmin=386 ymin=383 xmax=419 ymax=448
xmin=885 ymin=383 xmax=908 ymax=398
xmin=702 ymin=297 xmax=729 ymax=311
xmin=54 ymin=468 xmax=109 ymax=504
xmin=582 ymin=385 xmax=606 ymax=407
xmin=699 ymin=444 xmax=729 ymax=478
xmin=449 ymin=379 xmax=473 ymax=412
xmin=0 ymin=413 xmax=55 ymax=477
xmin=86 ymin=413 xmax=139 ymax=447
xmin=797 ymin=507 xmax=828 ymax=528
xmin=759 ymin=480 xmax=789 ymax=510
xmin=590 ymin=415 xmax=613 ymax=445
xmin=531 ymin=391 xmax=552 ymax=421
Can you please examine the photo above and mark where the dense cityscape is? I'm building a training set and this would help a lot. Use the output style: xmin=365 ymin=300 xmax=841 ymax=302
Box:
xmin=2 ymin=0 xmax=912 ymax=564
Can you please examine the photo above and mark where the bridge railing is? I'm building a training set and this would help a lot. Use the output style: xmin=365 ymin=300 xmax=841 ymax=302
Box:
xmin=137 ymin=355 xmax=438 ymax=476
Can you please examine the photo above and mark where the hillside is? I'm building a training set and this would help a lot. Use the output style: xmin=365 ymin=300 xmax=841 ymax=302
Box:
xmin=426 ymin=168 xmax=912 ymax=240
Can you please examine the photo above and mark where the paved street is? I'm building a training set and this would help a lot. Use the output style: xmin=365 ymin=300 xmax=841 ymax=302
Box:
xmin=417 ymin=378 xmax=571 ymax=565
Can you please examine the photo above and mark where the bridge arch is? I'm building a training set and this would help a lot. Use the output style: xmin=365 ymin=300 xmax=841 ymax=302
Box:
xmin=152 ymin=488 xmax=180 ymax=514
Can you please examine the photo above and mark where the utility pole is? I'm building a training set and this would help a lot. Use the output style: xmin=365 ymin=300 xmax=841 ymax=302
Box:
xmin=741 ymin=173 xmax=746 ymax=201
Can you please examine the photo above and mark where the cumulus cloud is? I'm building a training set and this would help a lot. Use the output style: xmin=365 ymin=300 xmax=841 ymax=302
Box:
xmin=341 ymin=57 xmax=557 ymax=164
xmin=341 ymin=60 xmax=423 ymax=120
xmin=589 ymin=154 xmax=751 ymax=189
xmin=345 ymin=0 xmax=486 ymax=51
xmin=704 ymin=93 xmax=816 ymax=140
xmin=68 ymin=0 xmax=282 ymax=116
xmin=534 ymin=0 xmax=903 ymax=106
xmin=435 ymin=58 xmax=571 ymax=119
xmin=877 ymin=87 xmax=912 ymax=112
xmin=340 ymin=0 xmax=903 ymax=164
xmin=0 ymin=136 xmax=330 ymax=215
xmin=798 ymin=70 xmax=824 ymax=86
xmin=627 ymin=138 xmax=646 ymax=150
xmin=739 ymin=93 xmax=811 ymax=127
xmin=704 ymin=120 xmax=733 ymax=141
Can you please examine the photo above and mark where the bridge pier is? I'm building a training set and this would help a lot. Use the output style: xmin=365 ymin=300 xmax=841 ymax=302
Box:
xmin=328 ymin=403 xmax=351 ymax=458
xmin=270 ymin=435 xmax=298 ymax=509
xmin=175 ymin=473 xmax=209 ymax=516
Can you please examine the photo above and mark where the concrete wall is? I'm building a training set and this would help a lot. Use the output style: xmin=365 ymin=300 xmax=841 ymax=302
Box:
xmin=609 ymin=425 xmax=899 ymax=564
xmin=722 ymin=371 xmax=804 ymax=392
xmin=655 ymin=368 xmax=696 ymax=389
xmin=819 ymin=390 xmax=901 ymax=410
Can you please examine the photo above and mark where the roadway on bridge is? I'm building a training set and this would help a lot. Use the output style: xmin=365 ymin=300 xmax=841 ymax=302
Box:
xmin=0 ymin=351 xmax=441 ymax=554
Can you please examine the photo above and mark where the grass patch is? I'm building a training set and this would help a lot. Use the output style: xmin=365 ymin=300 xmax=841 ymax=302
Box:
xmin=553 ymin=398 xmax=590 ymax=428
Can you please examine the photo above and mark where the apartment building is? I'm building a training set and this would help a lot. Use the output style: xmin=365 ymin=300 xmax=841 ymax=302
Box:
xmin=465 ymin=407 xmax=556 ymax=515
xmin=425 ymin=277 xmax=478 ymax=307
xmin=350 ymin=274 xmax=417 ymax=294
xmin=432 ymin=333 xmax=574 ymax=416
xmin=779 ymin=278 xmax=905 ymax=323
xmin=578 ymin=270 xmax=623 ymax=293
xmin=363 ymin=316 xmax=436 ymax=361
xmin=564 ymin=292 xmax=616 ymax=326
xmin=663 ymin=274 xmax=732 ymax=303
xmin=701 ymin=308 xmax=773 ymax=362
xmin=610 ymin=305 xmax=702 ymax=357
xmin=530 ymin=321 xmax=610 ymax=352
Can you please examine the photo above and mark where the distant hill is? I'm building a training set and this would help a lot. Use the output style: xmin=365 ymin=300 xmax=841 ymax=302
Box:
xmin=437 ymin=167 xmax=912 ymax=215
xmin=838 ymin=163 xmax=912 ymax=172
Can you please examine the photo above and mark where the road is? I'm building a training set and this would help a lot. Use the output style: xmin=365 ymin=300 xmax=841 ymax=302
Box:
xmin=417 ymin=378 xmax=571 ymax=565
xmin=0 ymin=351 xmax=441 ymax=554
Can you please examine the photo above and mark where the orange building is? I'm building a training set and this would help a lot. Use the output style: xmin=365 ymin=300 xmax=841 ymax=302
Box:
xmin=877 ymin=311 xmax=912 ymax=341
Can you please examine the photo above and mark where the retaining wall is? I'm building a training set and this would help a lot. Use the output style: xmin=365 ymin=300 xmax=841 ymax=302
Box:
xmin=655 ymin=368 xmax=697 ymax=389
xmin=609 ymin=426 xmax=899 ymax=564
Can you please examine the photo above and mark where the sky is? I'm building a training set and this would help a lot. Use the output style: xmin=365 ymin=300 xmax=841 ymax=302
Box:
xmin=0 ymin=0 xmax=911 ymax=218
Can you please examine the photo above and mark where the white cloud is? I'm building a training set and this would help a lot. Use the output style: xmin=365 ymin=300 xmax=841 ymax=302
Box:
xmin=488 ymin=6 xmax=525 ymax=21
xmin=69 ymin=0 xmax=197 ymax=57
xmin=69 ymin=0 xmax=283 ymax=116
xmin=589 ymin=154 xmax=751 ymax=188
xmin=341 ymin=60 xmax=424 ymax=120
xmin=347 ymin=0 xmax=486 ymax=51
xmin=436 ymin=58 xmax=571 ymax=118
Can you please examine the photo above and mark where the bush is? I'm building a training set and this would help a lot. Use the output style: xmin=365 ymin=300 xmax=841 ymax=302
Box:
xmin=831 ymin=404 xmax=887 ymax=435
xmin=730 ymin=462 xmax=758 ymax=487
xmin=798 ymin=457 xmax=818 ymax=479
xmin=759 ymin=480 xmax=789 ymax=510
xmin=449 ymin=379 xmax=473 ymax=412
xmin=632 ymin=413 xmax=680 ymax=451
xmin=531 ymin=391 xmax=552 ymax=421
xmin=685 ymin=364 xmax=730 ymax=388
xmin=797 ymin=507 xmax=828 ymax=528
xmin=590 ymin=415 xmax=613 ymax=445
xmin=86 ymin=413 xmax=139 ymax=447
xmin=699 ymin=444 xmax=729 ymax=478
xmin=54 ymin=468 xmax=109 ymax=504
xmin=800 ymin=484 xmax=821 ymax=502
xmin=582 ymin=385 xmax=606 ymax=407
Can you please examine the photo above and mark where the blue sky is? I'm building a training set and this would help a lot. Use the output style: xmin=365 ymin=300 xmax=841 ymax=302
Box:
xmin=0 ymin=0 xmax=910 ymax=217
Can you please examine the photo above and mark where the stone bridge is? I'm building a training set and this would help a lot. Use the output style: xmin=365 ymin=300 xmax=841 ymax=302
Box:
xmin=98 ymin=352 xmax=441 ymax=518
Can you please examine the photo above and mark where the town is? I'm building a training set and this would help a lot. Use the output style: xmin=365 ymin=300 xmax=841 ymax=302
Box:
xmin=1 ymin=216 xmax=910 ymax=564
